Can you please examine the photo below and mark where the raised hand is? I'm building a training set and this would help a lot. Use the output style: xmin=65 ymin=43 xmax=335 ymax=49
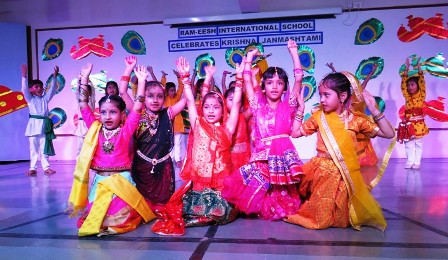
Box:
xmin=362 ymin=90 xmax=378 ymax=114
xmin=53 ymin=66 xmax=59 ymax=78
xmin=134 ymin=65 xmax=148 ymax=82
xmin=161 ymin=70 xmax=168 ymax=77
xmin=246 ymin=48 xmax=259 ymax=63
xmin=21 ymin=64 xmax=27 ymax=78
xmin=173 ymin=69 xmax=180 ymax=78
xmin=287 ymin=39 xmax=298 ymax=54
xmin=176 ymin=57 xmax=190 ymax=79
xmin=125 ymin=55 xmax=137 ymax=70
xmin=204 ymin=65 xmax=216 ymax=77
xmin=235 ymin=57 xmax=246 ymax=76
xmin=81 ymin=63 xmax=93 ymax=77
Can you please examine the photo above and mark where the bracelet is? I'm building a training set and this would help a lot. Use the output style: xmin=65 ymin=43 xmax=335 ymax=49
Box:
xmin=179 ymin=73 xmax=190 ymax=79
xmin=294 ymin=114 xmax=304 ymax=121
xmin=235 ymin=76 xmax=243 ymax=81
xmin=293 ymin=68 xmax=303 ymax=74
xmin=202 ymin=82 xmax=210 ymax=87
xmin=234 ymin=81 xmax=243 ymax=89
xmin=372 ymin=112 xmax=384 ymax=121
xmin=243 ymin=70 xmax=252 ymax=77
xmin=78 ymin=99 xmax=88 ymax=102
xmin=121 ymin=75 xmax=131 ymax=82
xmin=374 ymin=115 xmax=385 ymax=122
xmin=134 ymin=95 xmax=145 ymax=103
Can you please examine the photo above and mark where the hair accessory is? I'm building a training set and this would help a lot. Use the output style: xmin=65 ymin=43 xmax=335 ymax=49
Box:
xmin=274 ymin=67 xmax=278 ymax=74
xmin=106 ymin=95 xmax=111 ymax=103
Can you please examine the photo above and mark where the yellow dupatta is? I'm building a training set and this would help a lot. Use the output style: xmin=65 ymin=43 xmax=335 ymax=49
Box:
xmin=315 ymin=110 xmax=387 ymax=231
xmin=67 ymin=121 xmax=101 ymax=216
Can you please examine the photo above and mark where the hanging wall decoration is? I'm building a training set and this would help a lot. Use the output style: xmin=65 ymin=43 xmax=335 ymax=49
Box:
xmin=45 ymin=73 xmax=66 ymax=94
xmin=397 ymin=13 xmax=448 ymax=42
xmin=42 ymin=38 xmax=63 ymax=61
xmin=0 ymin=85 xmax=27 ymax=117
xmin=356 ymin=57 xmax=384 ymax=80
xmin=48 ymin=107 xmax=67 ymax=129
xmin=298 ymin=45 xmax=315 ymax=74
xmin=70 ymin=35 xmax=114 ymax=60
xmin=121 ymin=30 xmax=146 ymax=55
xmin=301 ymin=76 xmax=316 ymax=102
xmin=355 ymin=18 xmax=384 ymax=45
xmin=195 ymin=53 xmax=215 ymax=79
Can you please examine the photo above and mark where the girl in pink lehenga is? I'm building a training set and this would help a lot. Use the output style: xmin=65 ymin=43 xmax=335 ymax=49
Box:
xmin=222 ymin=40 xmax=305 ymax=220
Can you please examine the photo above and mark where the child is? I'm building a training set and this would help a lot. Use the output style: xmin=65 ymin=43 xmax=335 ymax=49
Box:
xmin=207 ymin=66 xmax=251 ymax=173
xmin=325 ymin=62 xmax=380 ymax=167
xmin=151 ymin=56 xmax=243 ymax=236
xmin=221 ymin=39 xmax=304 ymax=220
xmin=400 ymin=57 xmax=428 ymax=169
xmin=67 ymin=63 xmax=155 ymax=237
xmin=105 ymin=80 xmax=119 ymax=96
xmin=21 ymin=64 xmax=58 ymax=176
xmin=285 ymin=72 xmax=395 ymax=231
xmin=162 ymin=71 xmax=187 ymax=176
xmin=119 ymin=56 xmax=186 ymax=209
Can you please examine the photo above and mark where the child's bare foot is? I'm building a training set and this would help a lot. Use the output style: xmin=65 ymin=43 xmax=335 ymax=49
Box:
xmin=26 ymin=169 xmax=37 ymax=177
xmin=44 ymin=168 xmax=56 ymax=176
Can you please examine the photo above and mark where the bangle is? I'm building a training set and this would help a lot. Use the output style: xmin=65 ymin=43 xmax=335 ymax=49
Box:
xmin=294 ymin=114 xmax=304 ymax=121
xmin=179 ymin=72 xmax=190 ymax=79
xmin=374 ymin=115 xmax=385 ymax=122
xmin=121 ymin=75 xmax=131 ymax=82
xmin=243 ymin=70 xmax=252 ymax=77
xmin=373 ymin=112 xmax=384 ymax=121
xmin=78 ymin=99 xmax=88 ymax=102
xmin=134 ymin=95 xmax=145 ymax=103
xmin=235 ymin=76 xmax=243 ymax=81
xmin=202 ymin=82 xmax=211 ymax=89
xmin=234 ymin=81 xmax=243 ymax=89
xmin=293 ymin=68 xmax=303 ymax=74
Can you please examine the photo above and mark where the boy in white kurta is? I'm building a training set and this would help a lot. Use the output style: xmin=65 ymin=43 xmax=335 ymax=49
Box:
xmin=21 ymin=64 xmax=58 ymax=176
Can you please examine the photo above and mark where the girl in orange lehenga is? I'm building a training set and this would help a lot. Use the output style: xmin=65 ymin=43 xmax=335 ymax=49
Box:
xmin=286 ymin=72 xmax=395 ymax=230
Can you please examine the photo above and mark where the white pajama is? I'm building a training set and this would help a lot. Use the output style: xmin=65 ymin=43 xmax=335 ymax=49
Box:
xmin=405 ymin=137 xmax=423 ymax=165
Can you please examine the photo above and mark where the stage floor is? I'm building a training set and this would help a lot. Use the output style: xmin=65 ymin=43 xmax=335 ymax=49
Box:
xmin=0 ymin=158 xmax=447 ymax=259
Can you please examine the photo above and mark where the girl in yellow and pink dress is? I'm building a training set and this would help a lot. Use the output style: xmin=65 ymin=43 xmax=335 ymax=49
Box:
xmin=67 ymin=62 xmax=155 ymax=237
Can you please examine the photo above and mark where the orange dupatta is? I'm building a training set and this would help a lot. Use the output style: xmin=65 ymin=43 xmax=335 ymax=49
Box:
xmin=315 ymin=110 xmax=387 ymax=231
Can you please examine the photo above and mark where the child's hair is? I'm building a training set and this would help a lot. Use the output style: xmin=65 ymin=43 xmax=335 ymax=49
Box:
xmin=145 ymin=81 xmax=165 ymax=96
xmin=165 ymin=82 xmax=176 ymax=94
xmin=406 ymin=76 xmax=420 ymax=90
xmin=195 ymin=78 xmax=205 ymax=94
xmin=261 ymin=67 xmax=289 ymax=91
xmin=224 ymin=87 xmax=235 ymax=99
xmin=228 ymin=80 xmax=236 ymax=88
xmin=98 ymin=95 xmax=126 ymax=112
xmin=320 ymin=72 xmax=352 ymax=104
xmin=105 ymin=81 xmax=119 ymax=95
xmin=29 ymin=79 xmax=43 ymax=88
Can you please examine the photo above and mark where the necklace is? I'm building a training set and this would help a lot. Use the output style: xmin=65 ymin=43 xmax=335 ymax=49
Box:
xmin=144 ymin=109 xmax=159 ymax=136
xmin=102 ymin=126 xmax=120 ymax=153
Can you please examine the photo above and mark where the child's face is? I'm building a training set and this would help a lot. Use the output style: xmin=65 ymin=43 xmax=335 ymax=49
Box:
xmin=202 ymin=96 xmax=223 ymax=124
xmin=167 ymin=87 xmax=176 ymax=98
xmin=100 ymin=101 xmax=124 ymax=130
xmin=225 ymin=92 xmax=234 ymax=111
xmin=264 ymin=74 xmax=285 ymax=102
xmin=106 ymin=85 xmax=118 ymax=95
xmin=407 ymin=81 xmax=418 ymax=95
xmin=145 ymin=85 xmax=165 ymax=112
xmin=318 ymin=83 xmax=342 ymax=113
xmin=30 ymin=84 xmax=44 ymax=97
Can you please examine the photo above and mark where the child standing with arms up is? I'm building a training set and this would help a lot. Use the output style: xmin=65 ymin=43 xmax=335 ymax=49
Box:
xmin=400 ymin=57 xmax=428 ymax=169
xmin=222 ymin=39 xmax=304 ymax=220
xmin=67 ymin=63 xmax=154 ymax=237
xmin=21 ymin=64 xmax=58 ymax=176
xmin=119 ymin=56 xmax=186 ymax=209
xmin=285 ymin=72 xmax=395 ymax=230
xmin=151 ymin=56 xmax=243 ymax=236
